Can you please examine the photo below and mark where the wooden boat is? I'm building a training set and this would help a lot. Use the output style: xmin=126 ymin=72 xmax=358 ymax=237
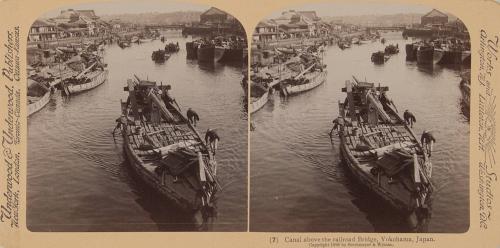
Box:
xmin=333 ymin=77 xmax=433 ymax=219
xmin=405 ymin=43 xmax=419 ymax=60
xmin=165 ymin=42 xmax=180 ymax=53
xmin=352 ymin=37 xmax=361 ymax=45
xmin=186 ymin=41 xmax=199 ymax=59
xmin=118 ymin=75 xmax=219 ymax=213
xmin=384 ymin=44 xmax=399 ymax=55
xmin=63 ymin=62 xmax=108 ymax=95
xmin=249 ymin=81 xmax=270 ymax=114
xmin=338 ymin=41 xmax=350 ymax=50
xmin=197 ymin=44 xmax=225 ymax=63
xmin=417 ymin=45 xmax=444 ymax=65
xmin=371 ymin=51 xmax=389 ymax=64
xmin=118 ymin=40 xmax=130 ymax=49
xmin=151 ymin=49 xmax=171 ymax=63
xmin=281 ymin=64 xmax=327 ymax=95
xmin=27 ymin=79 xmax=51 ymax=117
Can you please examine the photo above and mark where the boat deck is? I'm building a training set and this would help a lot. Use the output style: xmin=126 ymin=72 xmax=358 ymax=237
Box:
xmin=343 ymin=123 xmax=420 ymax=158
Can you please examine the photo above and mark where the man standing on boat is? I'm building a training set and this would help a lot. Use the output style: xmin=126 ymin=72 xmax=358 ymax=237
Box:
xmin=187 ymin=108 xmax=200 ymax=126
xmin=403 ymin=110 xmax=417 ymax=128
xmin=205 ymin=128 xmax=220 ymax=156
xmin=421 ymin=130 xmax=436 ymax=157
xmin=160 ymin=85 xmax=174 ymax=104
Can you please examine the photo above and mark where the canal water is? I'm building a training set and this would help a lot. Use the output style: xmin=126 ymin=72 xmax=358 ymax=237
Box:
xmin=250 ymin=32 xmax=470 ymax=232
xmin=27 ymin=35 xmax=248 ymax=231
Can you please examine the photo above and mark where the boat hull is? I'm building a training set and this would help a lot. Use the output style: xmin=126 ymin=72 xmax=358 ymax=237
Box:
xmin=438 ymin=50 xmax=471 ymax=65
xmin=186 ymin=42 xmax=198 ymax=59
xmin=338 ymin=140 xmax=415 ymax=214
xmin=417 ymin=47 xmax=443 ymax=65
xmin=121 ymin=132 xmax=200 ymax=213
xmin=285 ymin=70 xmax=327 ymax=95
xmin=197 ymin=46 xmax=225 ymax=63
xmin=66 ymin=70 xmax=108 ymax=95
xmin=405 ymin=44 xmax=418 ymax=60
xmin=28 ymin=90 xmax=51 ymax=117
xmin=250 ymin=90 xmax=269 ymax=114
xmin=219 ymin=48 xmax=244 ymax=62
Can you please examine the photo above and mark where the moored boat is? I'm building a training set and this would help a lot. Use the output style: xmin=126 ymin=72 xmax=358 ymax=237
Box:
xmin=332 ymin=77 xmax=433 ymax=220
xmin=186 ymin=41 xmax=199 ymax=59
xmin=118 ymin=40 xmax=131 ymax=49
xmin=417 ymin=45 xmax=444 ymax=65
xmin=281 ymin=67 xmax=327 ymax=95
xmin=117 ymin=75 xmax=219 ymax=213
xmin=384 ymin=44 xmax=399 ymax=55
xmin=62 ymin=62 xmax=108 ymax=95
xmin=151 ymin=49 xmax=171 ymax=63
xmin=405 ymin=43 xmax=419 ymax=60
xmin=165 ymin=42 xmax=180 ymax=53
xmin=249 ymin=82 xmax=270 ymax=114
xmin=197 ymin=44 xmax=225 ymax=63
xmin=371 ymin=51 xmax=389 ymax=64
xmin=27 ymin=79 xmax=51 ymax=117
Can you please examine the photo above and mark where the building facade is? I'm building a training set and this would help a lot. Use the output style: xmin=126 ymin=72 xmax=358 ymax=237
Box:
xmin=421 ymin=9 xmax=448 ymax=26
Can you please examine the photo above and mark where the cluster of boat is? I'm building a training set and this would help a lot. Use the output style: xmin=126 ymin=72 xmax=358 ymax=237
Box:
xmin=151 ymin=42 xmax=180 ymax=63
xmin=27 ymin=42 xmax=108 ymax=117
xmin=249 ymin=44 xmax=327 ymax=114
xmin=118 ymin=33 xmax=160 ymax=49
xmin=186 ymin=36 xmax=247 ymax=63
xmin=371 ymin=44 xmax=399 ymax=64
xmin=331 ymin=77 xmax=434 ymax=226
xmin=116 ymin=75 xmax=220 ymax=216
xmin=405 ymin=38 xmax=471 ymax=65
xmin=338 ymin=33 xmax=380 ymax=50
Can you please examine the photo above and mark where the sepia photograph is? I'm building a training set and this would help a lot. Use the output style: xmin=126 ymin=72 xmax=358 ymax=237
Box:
xmin=249 ymin=3 xmax=470 ymax=232
xmin=26 ymin=1 xmax=248 ymax=231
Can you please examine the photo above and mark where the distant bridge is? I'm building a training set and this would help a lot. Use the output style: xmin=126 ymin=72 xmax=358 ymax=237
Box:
xmin=366 ymin=26 xmax=406 ymax=31
xmin=145 ymin=24 xmax=185 ymax=31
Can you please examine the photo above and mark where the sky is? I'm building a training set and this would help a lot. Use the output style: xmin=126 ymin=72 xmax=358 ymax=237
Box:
xmin=41 ymin=0 xmax=210 ymax=18
xmin=40 ymin=1 xmax=434 ymax=18
xmin=268 ymin=2 xmax=433 ymax=18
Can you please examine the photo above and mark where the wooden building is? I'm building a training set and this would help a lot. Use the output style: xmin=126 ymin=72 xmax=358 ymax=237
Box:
xmin=421 ymin=9 xmax=448 ymax=26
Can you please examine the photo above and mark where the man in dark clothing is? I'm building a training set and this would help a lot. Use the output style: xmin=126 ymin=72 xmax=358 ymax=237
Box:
xmin=403 ymin=109 xmax=417 ymax=128
xmin=379 ymin=91 xmax=393 ymax=112
xmin=205 ymin=128 xmax=220 ymax=155
xmin=160 ymin=85 xmax=174 ymax=105
xmin=186 ymin=108 xmax=200 ymax=126
xmin=421 ymin=130 xmax=436 ymax=157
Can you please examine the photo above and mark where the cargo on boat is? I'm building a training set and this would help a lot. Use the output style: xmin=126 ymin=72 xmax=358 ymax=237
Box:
xmin=117 ymin=75 xmax=219 ymax=213
xmin=332 ymin=77 xmax=433 ymax=220
xmin=165 ymin=42 xmax=180 ymax=53
xmin=384 ymin=44 xmax=399 ymax=55
xmin=371 ymin=51 xmax=389 ymax=64
xmin=151 ymin=49 xmax=171 ymax=63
